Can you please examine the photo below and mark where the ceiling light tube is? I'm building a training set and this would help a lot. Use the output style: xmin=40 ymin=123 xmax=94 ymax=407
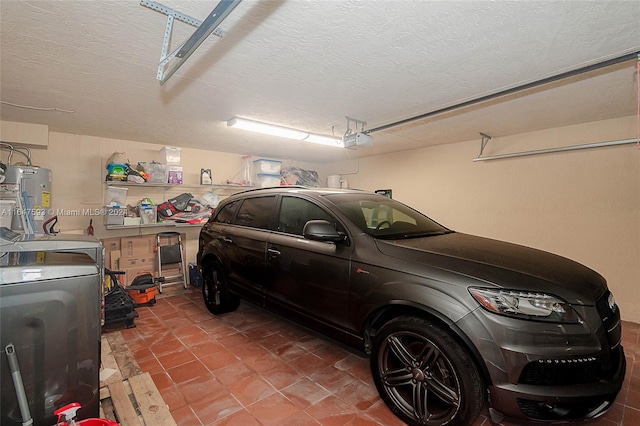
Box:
xmin=303 ymin=134 xmax=344 ymax=147
xmin=227 ymin=117 xmax=344 ymax=147
xmin=227 ymin=117 xmax=308 ymax=140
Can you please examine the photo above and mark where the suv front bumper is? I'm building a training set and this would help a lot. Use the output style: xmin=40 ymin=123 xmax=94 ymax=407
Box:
xmin=488 ymin=345 xmax=625 ymax=422
xmin=458 ymin=292 xmax=626 ymax=423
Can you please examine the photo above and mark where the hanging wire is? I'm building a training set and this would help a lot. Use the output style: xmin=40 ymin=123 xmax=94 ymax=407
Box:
xmin=0 ymin=100 xmax=75 ymax=113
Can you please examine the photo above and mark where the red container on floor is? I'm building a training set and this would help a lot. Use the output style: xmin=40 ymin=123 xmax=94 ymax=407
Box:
xmin=78 ymin=419 xmax=119 ymax=426
xmin=55 ymin=403 xmax=119 ymax=426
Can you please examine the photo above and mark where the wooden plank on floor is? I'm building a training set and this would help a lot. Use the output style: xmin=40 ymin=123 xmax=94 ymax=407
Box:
xmin=100 ymin=386 xmax=110 ymax=400
xmin=107 ymin=380 xmax=140 ymax=426
xmin=101 ymin=336 xmax=123 ymax=386
xmin=100 ymin=397 xmax=117 ymax=423
xmin=128 ymin=372 xmax=177 ymax=426
xmin=105 ymin=332 xmax=142 ymax=379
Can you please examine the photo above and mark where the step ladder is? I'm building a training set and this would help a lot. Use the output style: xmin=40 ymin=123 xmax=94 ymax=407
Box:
xmin=156 ymin=232 xmax=187 ymax=293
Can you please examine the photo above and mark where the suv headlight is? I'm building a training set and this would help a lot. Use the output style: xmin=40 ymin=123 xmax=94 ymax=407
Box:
xmin=469 ymin=288 xmax=581 ymax=323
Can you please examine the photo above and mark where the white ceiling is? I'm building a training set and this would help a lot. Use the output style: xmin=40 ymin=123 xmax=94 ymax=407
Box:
xmin=1 ymin=0 xmax=639 ymax=163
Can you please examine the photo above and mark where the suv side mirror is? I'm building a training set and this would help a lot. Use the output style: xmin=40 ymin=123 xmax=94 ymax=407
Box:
xmin=303 ymin=220 xmax=345 ymax=243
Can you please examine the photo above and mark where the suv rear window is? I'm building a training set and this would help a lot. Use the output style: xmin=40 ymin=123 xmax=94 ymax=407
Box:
xmin=234 ymin=196 xmax=277 ymax=230
xmin=213 ymin=200 xmax=240 ymax=224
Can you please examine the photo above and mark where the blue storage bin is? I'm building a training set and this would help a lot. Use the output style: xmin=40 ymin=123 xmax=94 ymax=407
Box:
xmin=189 ymin=262 xmax=203 ymax=288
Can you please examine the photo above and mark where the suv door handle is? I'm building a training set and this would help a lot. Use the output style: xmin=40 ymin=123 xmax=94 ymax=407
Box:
xmin=222 ymin=237 xmax=233 ymax=243
xmin=267 ymin=248 xmax=281 ymax=256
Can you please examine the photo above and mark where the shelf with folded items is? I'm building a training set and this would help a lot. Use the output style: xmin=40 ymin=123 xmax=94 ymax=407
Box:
xmin=102 ymin=182 xmax=253 ymax=230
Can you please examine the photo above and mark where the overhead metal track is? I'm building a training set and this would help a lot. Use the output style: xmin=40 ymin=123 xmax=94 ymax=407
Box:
xmin=366 ymin=50 xmax=640 ymax=135
xmin=141 ymin=0 xmax=220 ymax=81
xmin=141 ymin=0 xmax=242 ymax=85
xmin=473 ymin=138 xmax=637 ymax=162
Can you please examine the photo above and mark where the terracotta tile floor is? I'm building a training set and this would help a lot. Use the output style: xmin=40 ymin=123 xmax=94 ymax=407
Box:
xmin=111 ymin=289 xmax=640 ymax=425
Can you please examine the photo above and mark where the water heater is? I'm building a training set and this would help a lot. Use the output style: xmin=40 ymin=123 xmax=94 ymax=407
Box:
xmin=2 ymin=165 xmax=52 ymax=233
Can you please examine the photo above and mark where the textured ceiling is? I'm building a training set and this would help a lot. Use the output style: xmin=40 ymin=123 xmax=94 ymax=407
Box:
xmin=1 ymin=0 xmax=639 ymax=163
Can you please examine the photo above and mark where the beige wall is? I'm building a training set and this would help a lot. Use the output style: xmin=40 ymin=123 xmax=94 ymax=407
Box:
xmin=0 ymin=132 xmax=315 ymax=263
xmin=322 ymin=116 xmax=640 ymax=323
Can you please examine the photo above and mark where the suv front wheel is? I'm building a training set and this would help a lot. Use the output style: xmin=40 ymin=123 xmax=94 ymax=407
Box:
xmin=371 ymin=316 xmax=483 ymax=426
xmin=202 ymin=261 xmax=240 ymax=314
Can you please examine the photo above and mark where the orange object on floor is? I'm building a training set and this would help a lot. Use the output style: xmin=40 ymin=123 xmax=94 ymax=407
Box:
xmin=126 ymin=285 xmax=157 ymax=305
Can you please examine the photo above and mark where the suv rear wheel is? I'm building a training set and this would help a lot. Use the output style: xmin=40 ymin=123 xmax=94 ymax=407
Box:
xmin=371 ymin=316 xmax=483 ymax=426
xmin=202 ymin=261 xmax=240 ymax=314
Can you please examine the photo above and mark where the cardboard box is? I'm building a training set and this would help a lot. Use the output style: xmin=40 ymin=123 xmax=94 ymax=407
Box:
xmin=121 ymin=235 xmax=155 ymax=258
xmin=119 ymin=256 xmax=156 ymax=269
xmin=123 ymin=264 xmax=157 ymax=286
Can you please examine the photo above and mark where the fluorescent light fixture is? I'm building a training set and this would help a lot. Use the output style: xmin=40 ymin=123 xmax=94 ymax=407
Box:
xmin=303 ymin=134 xmax=344 ymax=147
xmin=227 ymin=117 xmax=344 ymax=148
xmin=227 ymin=117 xmax=307 ymax=140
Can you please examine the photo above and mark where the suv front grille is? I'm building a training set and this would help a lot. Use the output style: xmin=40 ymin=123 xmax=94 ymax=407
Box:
xmin=519 ymin=357 xmax=601 ymax=385
xmin=519 ymin=345 xmax=622 ymax=386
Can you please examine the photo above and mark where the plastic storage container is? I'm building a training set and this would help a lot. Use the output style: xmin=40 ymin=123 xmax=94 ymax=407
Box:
xmin=147 ymin=162 xmax=167 ymax=183
xmin=256 ymin=173 xmax=281 ymax=188
xmin=254 ymin=159 xmax=282 ymax=174
xmin=138 ymin=205 xmax=157 ymax=224
xmin=105 ymin=207 xmax=127 ymax=225
xmin=161 ymin=146 xmax=181 ymax=165
xmin=104 ymin=186 xmax=128 ymax=206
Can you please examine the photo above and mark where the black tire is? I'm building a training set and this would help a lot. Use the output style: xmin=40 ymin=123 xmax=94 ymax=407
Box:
xmin=371 ymin=316 xmax=484 ymax=426
xmin=202 ymin=261 xmax=240 ymax=314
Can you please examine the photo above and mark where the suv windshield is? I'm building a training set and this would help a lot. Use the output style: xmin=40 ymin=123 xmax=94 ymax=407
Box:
xmin=324 ymin=193 xmax=449 ymax=239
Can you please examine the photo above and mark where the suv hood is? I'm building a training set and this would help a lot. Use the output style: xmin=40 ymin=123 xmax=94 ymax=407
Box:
xmin=376 ymin=232 xmax=606 ymax=305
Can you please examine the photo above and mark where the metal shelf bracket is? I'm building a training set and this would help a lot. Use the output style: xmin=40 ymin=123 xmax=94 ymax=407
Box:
xmin=477 ymin=132 xmax=492 ymax=158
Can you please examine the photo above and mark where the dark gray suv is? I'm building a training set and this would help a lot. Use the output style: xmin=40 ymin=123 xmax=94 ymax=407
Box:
xmin=197 ymin=187 xmax=625 ymax=425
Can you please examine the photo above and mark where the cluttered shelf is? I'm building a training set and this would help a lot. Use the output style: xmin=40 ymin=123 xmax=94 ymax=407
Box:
xmin=101 ymin=151 xmax=318 ymax=231
xmin=102 ymin=182 xmax=254 ymax=230
xmin=104 ymin=222 xmax=202 ymax=230
xmin=104 ymin=181 xmax=254 ymax=191
xmin=101 ymin=149 xmax=260 ymax=231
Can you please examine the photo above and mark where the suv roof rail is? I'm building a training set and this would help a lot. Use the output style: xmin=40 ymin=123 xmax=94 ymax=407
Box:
xmin=229 ymin=185 xmax=308 ymax=196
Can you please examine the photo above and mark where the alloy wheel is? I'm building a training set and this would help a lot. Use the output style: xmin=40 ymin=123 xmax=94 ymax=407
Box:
xmin=377 ymin=330 xmax=462 ymax=425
